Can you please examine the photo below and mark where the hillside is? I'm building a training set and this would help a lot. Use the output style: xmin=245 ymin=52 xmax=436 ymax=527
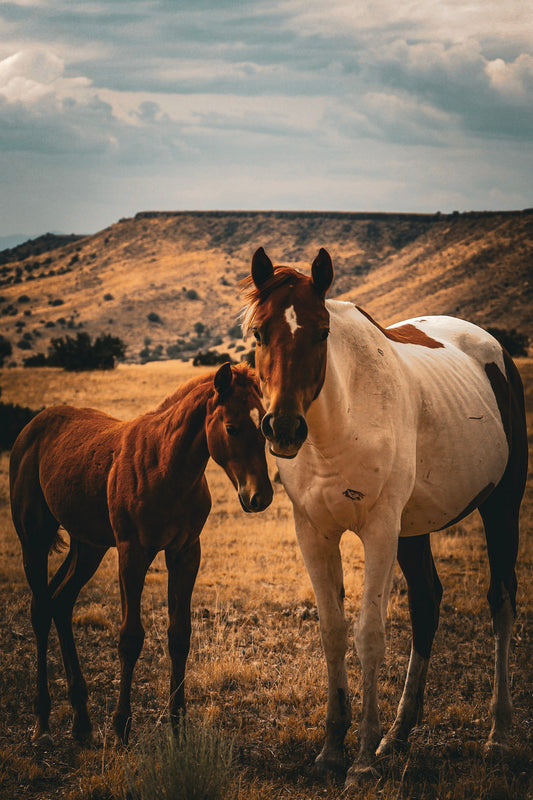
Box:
xmin=0 ymin=210 xmax=531 ymax=365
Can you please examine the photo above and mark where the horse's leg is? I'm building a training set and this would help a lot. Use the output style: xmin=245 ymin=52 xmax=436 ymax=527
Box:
xmin=165 ymin=536 xmax=201 ymax=726
xmin=293 ymin=509 xmax=351 ymax=775
xmin=376 ymin=533 xmax=442 ymax=756
xmin=479 ymin=353 xmax=527 ymax=755
xmin=51 ymin=540 xmax=108 ymax=743
xmin=16 ymin=506 xmax=60 ymax=744
xmin=479 ymin=495 xmax=520 ymax=754
xmin=346 ymin=512 xmax=398 ymax=783
xmin=112 ymin=541 xmax=154 ymax=744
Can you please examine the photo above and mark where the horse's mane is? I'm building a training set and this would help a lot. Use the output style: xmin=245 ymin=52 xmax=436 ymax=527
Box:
xmin=240 ymin=266 xmax=306 ymax=336
xmin=153 ymin=362 xmax=260 ymax=413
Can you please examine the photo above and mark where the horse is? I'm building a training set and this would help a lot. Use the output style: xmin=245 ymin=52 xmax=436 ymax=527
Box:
xmin=10 ymin=362 xmax=273 ymax=746
xmin=242 ymin=247 xmax=527 ymax=787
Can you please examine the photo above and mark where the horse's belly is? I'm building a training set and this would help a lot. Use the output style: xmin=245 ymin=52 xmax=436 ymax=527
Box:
xmin=400 ymin=421 xmax=509 ymax=535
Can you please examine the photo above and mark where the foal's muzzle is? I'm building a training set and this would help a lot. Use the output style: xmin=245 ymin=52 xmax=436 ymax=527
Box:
xmin=238 ymin=485 xmax=273 ymax=513
xmin=261 ymin=412 xmax=308 ymax=459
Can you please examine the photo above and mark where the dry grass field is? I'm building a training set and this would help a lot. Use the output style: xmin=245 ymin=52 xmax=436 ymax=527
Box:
xmin=0 ymin=359 xmax=531 ymax=800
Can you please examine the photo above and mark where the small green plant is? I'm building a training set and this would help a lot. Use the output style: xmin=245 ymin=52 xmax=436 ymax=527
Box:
xmin=124 ymin=720 xmax=234 ymax=800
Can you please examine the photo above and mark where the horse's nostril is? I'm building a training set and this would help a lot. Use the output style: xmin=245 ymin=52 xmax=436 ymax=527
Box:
xmin=249 ymin=493 xmax=261 ymax=510
xmin=261 ymin=413 xmax=274 ymax=438
xmin=296 ymin=415 xmax=308 ymax=441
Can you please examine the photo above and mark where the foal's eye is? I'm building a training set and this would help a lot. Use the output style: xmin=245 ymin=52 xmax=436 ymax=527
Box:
xmin=225 ymin=425 xmax=239 ymax=437
xmin=252 ymin=328 xmax=261 ymax=343
xmin=320 ymin=329 xmax=330 ymax=341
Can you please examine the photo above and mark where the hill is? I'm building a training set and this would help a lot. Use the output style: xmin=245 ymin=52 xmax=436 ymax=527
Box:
xmin=0 ymin=210 xmax=531 ymax=365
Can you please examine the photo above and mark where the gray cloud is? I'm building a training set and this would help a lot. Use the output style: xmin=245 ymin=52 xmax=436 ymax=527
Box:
xmin=0 ymin=0 xmax=531 ymax=237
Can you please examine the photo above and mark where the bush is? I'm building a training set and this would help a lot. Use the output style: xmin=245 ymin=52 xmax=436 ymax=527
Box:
xmin=193 ymin=350 xmax=235 ymax=366
xmin=0 ymin=388 xmax=41 ymax=450
xmin=147 ymin=311 xmax=163 ymax=324
xmin=486 ymin=327 xmax=529 ymax=357
xmin=25 ymin=332 xmax=127 ymax=370
xmin=0 ymin=335 xmax=12 ymax=366
xmin=124 ymin=720 xmax=234 ymax=800
xmin=186 ymin=289 xmax=199 ymax=300
xmin=227 ymin=323 xmax=242 ymax=339
xmin=140 ymin=343 xmax=163 ymax=363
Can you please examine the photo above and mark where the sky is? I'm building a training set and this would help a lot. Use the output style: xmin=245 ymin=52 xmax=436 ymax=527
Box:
xmin=0 ymin=0 xmax=532 ymax=240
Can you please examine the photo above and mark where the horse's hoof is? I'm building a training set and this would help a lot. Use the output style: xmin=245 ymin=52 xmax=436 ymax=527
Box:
xmin=376 ymin=735 xmax=407 ymax=758
xmin=31 ymin=731 xmax=54 ymax=748
xmin=484 ymin=739 xmax=510 ymax=760
xmin=344 ymin=762 xmax=379 ymax=790
xmin=310 ymin=752 xmax=345 ymax=779
xmin=112 ymin=713 xmax=131 ymax=745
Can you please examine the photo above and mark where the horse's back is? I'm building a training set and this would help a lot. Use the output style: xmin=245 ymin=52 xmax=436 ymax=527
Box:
xmin=10 ymin=405 xmax=121 ymax=546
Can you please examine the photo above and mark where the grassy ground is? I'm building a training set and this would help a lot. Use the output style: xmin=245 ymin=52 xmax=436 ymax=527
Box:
xmin=0 ymin=360 xmax=531 ymax=800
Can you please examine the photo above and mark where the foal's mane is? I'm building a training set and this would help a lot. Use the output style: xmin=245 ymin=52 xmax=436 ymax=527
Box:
xmin=152 ymin=363 xmax=260 ymax=414
xmin=241 ymin=266 xmax=306 ymax=335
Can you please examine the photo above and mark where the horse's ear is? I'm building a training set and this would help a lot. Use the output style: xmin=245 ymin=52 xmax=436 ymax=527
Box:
xmin=251 ymin=247 xmax=274 ymax=288
xmin=311 ymin=248 xmax=334 ymax=297
xmin=214 ymin=362 xmax=233 ymax=399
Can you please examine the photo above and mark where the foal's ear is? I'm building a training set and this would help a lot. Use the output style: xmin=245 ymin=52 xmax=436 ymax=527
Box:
xmin=251 ymin=247 xmax=274 ymax=288
xmin=311 ymin=248 xmax=334 ymax=297
xmin=214 ymin=362 xmax=233 ymax=399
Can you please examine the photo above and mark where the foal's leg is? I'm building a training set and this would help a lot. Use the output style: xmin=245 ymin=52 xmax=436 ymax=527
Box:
xmin=165 ymin=536 xmax=201 ymax=726
xmin=21 ymin=539 xmax=56 ymax=744
xmin=112 ymin=541 xmax=154 ymax=744
xmin=377 ymin=533 xmax=442 ymax=757
xmin=16 ymin=505 xmax=60 ymax=744
xmin=294 ymin=509 xmax=351 ymax=775
xmin=51 ymin=540 xmax=108 ymax=742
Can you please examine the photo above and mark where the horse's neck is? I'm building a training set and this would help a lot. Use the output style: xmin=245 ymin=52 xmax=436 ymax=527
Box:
xmin=149 ymin=381 xmax=213 ymax=475
xmin=306 ymin=303 xmax=394 ymax=450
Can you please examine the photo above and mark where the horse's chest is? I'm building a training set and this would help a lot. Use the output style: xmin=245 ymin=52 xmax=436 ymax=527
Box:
xmin=280 ymin=457 xmax=371 ymax=533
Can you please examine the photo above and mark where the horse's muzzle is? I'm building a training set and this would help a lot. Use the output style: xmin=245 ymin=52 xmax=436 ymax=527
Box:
xmin=238 ymin=486 xmax=273 ymax=513
xmin=261 ymin=412 xmax=308 ymax=459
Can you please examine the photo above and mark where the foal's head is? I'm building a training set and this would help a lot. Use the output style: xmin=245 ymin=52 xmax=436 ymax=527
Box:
xmin=243 ymin=247 xmax=334 ymax=459
xmin=206 ymin=362 xmax=273 ymax=512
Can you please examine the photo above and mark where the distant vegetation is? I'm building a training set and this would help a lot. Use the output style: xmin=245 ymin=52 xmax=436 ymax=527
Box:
xmin=24 ymin=332 xmax=126 ymax=370
xmin=0 ymin=387 xmax=40 ymax=450
xmin=486 ymin=327 xmax=529 ymax=357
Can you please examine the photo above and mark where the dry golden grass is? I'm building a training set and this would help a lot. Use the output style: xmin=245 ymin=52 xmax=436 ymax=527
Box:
xmin=0 ymin=359 xmax=531 ymax=800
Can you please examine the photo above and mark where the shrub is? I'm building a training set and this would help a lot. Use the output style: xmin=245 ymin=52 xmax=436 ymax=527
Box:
xmin=49 ymin=298 xmax=64 ymax=307
xmin=486 ymin=327 xmax=529 ymax=357
xmin=140 ymin=343 xmax=163 ymax=363
xmin=124 ymin=720 xmax=234 ymax=800
xmin=104 ymin=293 xmax=114 ymax=301
xmin=147 ymin=312 xmax=163 ymax=324
xmin=0 ymin=388 xmax=41 ymax=450
xmin=31 ymin=332 xmax=127 ymax=370
xmin=194 ymin=322 xmax=205 ymax=335
xmin=186 ymin=289 xmax=199 ymax=300
xmin=227 ymin=323 xmax=242 ymax=339
xmin=193 ymin=350 xmax=235 ymax=366
xmin=0 ymin=335 xmax=12 ymax=366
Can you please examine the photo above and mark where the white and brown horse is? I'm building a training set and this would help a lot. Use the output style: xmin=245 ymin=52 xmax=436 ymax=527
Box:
xmin=243 ymin=248 xmax=527 ymax=786
xmin=10 ymin=363 xmax=272 ymax=745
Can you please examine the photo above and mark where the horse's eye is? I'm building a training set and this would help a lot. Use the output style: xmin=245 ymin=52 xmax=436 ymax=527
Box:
xmin=320 ymin=329 xmax=330 ymax=341
xmin=225 ymin=425 xmax=239 ymax=437
xmin=253 ymin=328 xmax=261 ymax=343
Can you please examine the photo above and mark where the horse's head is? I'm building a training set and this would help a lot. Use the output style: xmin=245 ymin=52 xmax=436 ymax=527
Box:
xmin=206 ymin=362 xmax=273 ymax=512
xmin=243 ymin=247 xmax=334 ymax=459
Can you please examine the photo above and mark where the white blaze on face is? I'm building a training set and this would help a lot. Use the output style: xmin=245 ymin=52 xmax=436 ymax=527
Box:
xmin=250 ymin=407 xmax=261 ymax=429
xmin=284 ymin=304 xmax=301 ymax=337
